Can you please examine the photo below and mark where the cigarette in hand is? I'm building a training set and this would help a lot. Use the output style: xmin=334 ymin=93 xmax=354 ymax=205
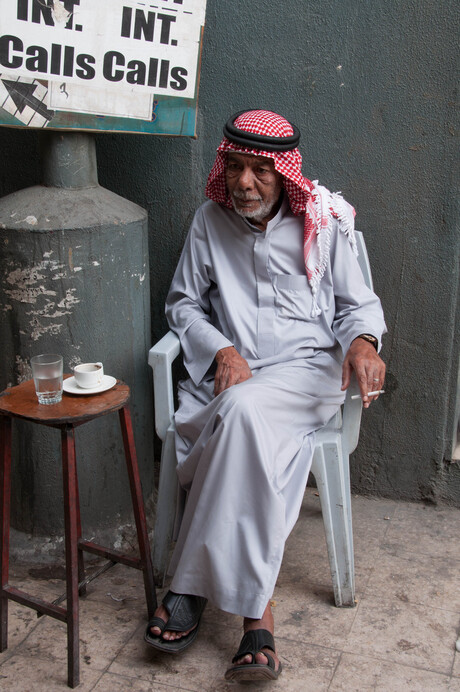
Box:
xmin=351 ymin=390 xmax=385 ymax=400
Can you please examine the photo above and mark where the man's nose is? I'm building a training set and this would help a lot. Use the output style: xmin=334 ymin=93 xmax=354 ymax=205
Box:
xmin=237 ymin=167 xmax=255 ymax=189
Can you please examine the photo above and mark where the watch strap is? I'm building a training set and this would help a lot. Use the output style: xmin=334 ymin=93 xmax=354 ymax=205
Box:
xmin=356 ymin=334 xmax=378 ymax=350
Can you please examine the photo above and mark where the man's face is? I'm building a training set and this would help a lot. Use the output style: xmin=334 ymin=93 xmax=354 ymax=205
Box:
xmin=225 ymin=153 xmax=283 ymax=228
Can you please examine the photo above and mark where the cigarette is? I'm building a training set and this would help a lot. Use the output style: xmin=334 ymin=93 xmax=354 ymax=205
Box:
xmin=351 ymin=390 xmax=385 ymax=400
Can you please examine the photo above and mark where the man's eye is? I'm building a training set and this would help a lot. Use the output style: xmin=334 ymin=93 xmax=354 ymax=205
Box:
xmin=257 ymin=168 xmax=269 ymax=175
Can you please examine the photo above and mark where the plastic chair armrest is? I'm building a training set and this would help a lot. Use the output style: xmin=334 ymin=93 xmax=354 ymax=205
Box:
xmin=148 ymin=331 xmax=181 ymax=441
xmin=340 ymin=231 xmax=372 ymax=454
xmin=341 ymin=378 xmax=363 ymax=455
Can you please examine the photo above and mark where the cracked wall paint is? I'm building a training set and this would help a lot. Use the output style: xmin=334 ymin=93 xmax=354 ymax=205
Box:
xmin=3 ymin=255 xmax=81 ymax=341
xmin=20 ymin=215 xmax=38 ymax=226
xmin=57 ymin=288 xmax=80 ymax=309
xmin=68 ymin=354 xmax=82 ymax=371
xmin=14 ymin=355 xmax=32 ymax=386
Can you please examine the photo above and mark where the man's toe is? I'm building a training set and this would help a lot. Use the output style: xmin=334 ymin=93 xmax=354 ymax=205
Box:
xmin=256 ymin=648 xmax=280 ymax=671
xmin=150 ymin=623 xmax=164 ymax=636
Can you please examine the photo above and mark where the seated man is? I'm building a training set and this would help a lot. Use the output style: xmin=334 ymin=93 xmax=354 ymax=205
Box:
xmin=145 ymin=110 xmax=387 ymax=682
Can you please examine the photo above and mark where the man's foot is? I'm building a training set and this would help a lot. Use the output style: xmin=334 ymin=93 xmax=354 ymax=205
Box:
xmin=144 ymin=591 xmax=207 ymax=653
xmin=150 ymin=603 xmax=196 ymax=641
xmin=236 ymin=602 xmax=280 ymax=670
xmin=224 ymin=602 xmax=282 ymax=680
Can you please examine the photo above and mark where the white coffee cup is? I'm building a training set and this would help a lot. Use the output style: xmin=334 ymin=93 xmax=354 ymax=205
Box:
xmin=73 ymin=362 xmax=104 ymax=389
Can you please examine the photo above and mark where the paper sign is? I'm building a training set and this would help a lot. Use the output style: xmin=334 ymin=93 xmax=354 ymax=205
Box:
xmin=0 ymin=0 xmax=206 ymax=99
xmin=0 ymin=1 xmax=206 ymax=134
xmin=49 ymin=81 xmax=153 ymax=120
xmin=0 ymin=73 xmax=53 ymax=127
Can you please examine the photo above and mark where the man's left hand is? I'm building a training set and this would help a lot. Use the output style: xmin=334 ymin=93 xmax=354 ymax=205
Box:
xmin=341 ymin=338 xmax=386 ymax=408
xmin=214 ymin=346 xmax=252 ymax=396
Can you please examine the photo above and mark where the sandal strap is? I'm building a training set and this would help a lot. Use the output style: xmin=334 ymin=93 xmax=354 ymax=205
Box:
xmin=146 ymin=615 xmax=166 ymax=635
xmin=263 ymin=652 xmax=276 ymax=671
xmin=162 ymin=591 xmax=207 ymax=632
xmin=232 ymin=629 xmax=276 ymax=664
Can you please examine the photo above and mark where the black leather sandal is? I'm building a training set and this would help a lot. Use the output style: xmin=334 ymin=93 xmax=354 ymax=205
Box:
xmin=144 ymin=590 xmax=207 ymax=653
xmin=224 ymin=629 xmax=282 ymax=681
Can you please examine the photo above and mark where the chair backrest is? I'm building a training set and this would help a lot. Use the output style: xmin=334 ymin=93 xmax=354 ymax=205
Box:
xmin=354 ymin=231 xmax=373 ymax=291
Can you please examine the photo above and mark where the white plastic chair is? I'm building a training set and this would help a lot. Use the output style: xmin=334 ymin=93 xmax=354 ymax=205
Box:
xmin=149 ymin=231 xmax=372 ymax=607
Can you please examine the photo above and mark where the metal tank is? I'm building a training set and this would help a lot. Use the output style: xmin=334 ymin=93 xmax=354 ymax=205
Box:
xmin=0 ymin=132 xmax=153 ymax=539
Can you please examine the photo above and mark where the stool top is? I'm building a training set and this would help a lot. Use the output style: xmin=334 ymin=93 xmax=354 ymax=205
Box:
xmin=0 ymin=377 xmax=130 ymax=426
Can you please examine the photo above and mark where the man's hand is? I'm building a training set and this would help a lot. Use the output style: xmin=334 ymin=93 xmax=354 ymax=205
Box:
xmin=214 ymin=346 xmax=252 ymax=396
xmin=341 ymin=338 xmax=386 ymax=408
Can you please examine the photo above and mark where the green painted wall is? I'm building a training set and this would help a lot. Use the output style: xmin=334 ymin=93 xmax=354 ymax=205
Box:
xmin=1 ymin=0 xmax=459 ymax=505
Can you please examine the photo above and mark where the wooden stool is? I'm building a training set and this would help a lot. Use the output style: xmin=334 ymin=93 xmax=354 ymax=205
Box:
xmin=0 ymin=377 xmax=157 ymax=688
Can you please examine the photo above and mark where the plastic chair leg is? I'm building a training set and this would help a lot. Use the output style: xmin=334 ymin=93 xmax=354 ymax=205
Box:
xmin=311 ymin=439 xmax=355 ymax=607
xmin=152 ymin=426 xmax=178 ymax=585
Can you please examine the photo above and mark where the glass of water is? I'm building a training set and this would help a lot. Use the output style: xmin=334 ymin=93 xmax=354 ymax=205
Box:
xmin=31 ymin=354 xmax=63 ymax=405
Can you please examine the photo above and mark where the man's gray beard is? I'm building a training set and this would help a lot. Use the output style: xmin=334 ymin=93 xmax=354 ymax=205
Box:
xmin=230 ymin=195 xmax=276 ymax=223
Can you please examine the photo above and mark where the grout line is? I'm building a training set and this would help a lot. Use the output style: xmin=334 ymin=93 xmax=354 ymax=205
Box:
xmin=325 ymin=647 xmax=458 ymax=680
xmin=327 ymin=650 xmax=344 ymax=690
xmin=99 ymin=666 xmax=204 ymax=691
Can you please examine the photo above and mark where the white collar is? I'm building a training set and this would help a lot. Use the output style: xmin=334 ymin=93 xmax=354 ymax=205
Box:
xmin=243 ymin=194 xmax=289 ymax=235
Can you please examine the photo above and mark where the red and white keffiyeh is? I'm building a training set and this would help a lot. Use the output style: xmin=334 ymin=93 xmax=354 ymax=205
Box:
xmin=205 ymin=110 xmax=357 ymax=316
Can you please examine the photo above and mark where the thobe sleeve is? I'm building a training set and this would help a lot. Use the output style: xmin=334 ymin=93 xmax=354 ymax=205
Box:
xmin=331 ymin=225 xmax=387 ymax=355
xmin=165 ymin=208 xmax=233 ymax=385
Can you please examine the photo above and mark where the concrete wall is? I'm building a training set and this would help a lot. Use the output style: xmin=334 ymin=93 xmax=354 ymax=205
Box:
xmin=1 ymin=0 xmax=459 ymax=505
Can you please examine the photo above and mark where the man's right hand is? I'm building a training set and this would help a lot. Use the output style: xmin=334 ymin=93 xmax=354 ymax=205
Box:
xmin=214 ymin=346 xmax=252 ymax=396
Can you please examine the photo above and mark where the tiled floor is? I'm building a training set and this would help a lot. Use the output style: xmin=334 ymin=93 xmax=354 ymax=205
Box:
xmin=1 ymin=489 xmax=459 ymax=691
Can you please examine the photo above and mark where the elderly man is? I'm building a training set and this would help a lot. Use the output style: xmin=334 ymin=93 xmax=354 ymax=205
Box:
xmin=145 ymin=110 xmax=386 ymax=681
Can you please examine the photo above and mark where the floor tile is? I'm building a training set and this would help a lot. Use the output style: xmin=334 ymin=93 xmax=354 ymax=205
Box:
xmin=109 ymin=620 xmax=229 ymax=691
xmin=109 ymin=620 xmax=340 ymax=692
xmin=5 ymin=570 xmax=64 ymax=604
xmin=329 ymin=651 xmax=452 ymax=691
xmin=0 ymin=602 xmax=38 ymax=664
xmin=271 ymin=583 xmax=358 ymax=649
xmin=2 ymin=495 xmax=458 ymax=691
xmin=92 ymin=670 xmax=197 ymax=691
xmin=343 ymin=597 xmax=458 ymax=675
xmin=450 ymin=677 xmax=460 ymax=691
xmin=15 ymin=598 xmax=145 ymax=672
xmin=364 ymin=548 xmax=460 ymax=612
xmin=453 ymin=647 xmax=460 ymax=678
xmin=382 ymin=503 xmax=460 ymax=560
xmin=208 ymin=639 xmax=340 ymax=692
xmin=79 ymin=562 xmax=151 ymax=616
xmin=284 ymin=490 xmax=399 ymax=600
xmin=349 ymin=494 xmax=399 ymax=522
xmin=0 ymin=654 xmax=102 ymax=691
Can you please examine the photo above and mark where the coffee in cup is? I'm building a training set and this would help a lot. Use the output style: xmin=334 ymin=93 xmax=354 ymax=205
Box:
xmin=73 ymin=362 xmax=104 ymax=389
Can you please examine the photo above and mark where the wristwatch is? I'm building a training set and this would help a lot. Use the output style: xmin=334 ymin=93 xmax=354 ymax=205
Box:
xmin=356 ymin=334 xmax=378 ymax=350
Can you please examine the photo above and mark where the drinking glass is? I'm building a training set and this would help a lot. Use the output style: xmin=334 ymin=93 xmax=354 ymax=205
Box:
xmin=31 ymin=354 xmax=63 ymax=404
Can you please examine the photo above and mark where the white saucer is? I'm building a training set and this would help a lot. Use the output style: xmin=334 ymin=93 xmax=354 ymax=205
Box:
xmin=63 ymin=375 xmax=117 ymax=395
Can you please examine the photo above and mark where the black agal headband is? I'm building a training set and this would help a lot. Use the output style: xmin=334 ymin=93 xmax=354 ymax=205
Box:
xmin=223 ymin=110 xmax=301 ymax=153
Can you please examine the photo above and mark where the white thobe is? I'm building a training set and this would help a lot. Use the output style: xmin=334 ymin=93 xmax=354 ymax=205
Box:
xmin=165 ymin=196 xmax=386 ymax=619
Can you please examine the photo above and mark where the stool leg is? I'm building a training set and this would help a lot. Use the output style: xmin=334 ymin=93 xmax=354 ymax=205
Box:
xmin=73 ymin=451 xmax=86 ymax=597
xmin=118 ymin=406 xmax=157 ymax=617
xmin=0 ymin=416 xmax=12 ymax=652
xmin=61 ymin=425 xmax=80 ymax=688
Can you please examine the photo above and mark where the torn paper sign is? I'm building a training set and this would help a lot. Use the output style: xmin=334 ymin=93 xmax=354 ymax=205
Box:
xmin=49 ymin=81 xmax=153 ymax=120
